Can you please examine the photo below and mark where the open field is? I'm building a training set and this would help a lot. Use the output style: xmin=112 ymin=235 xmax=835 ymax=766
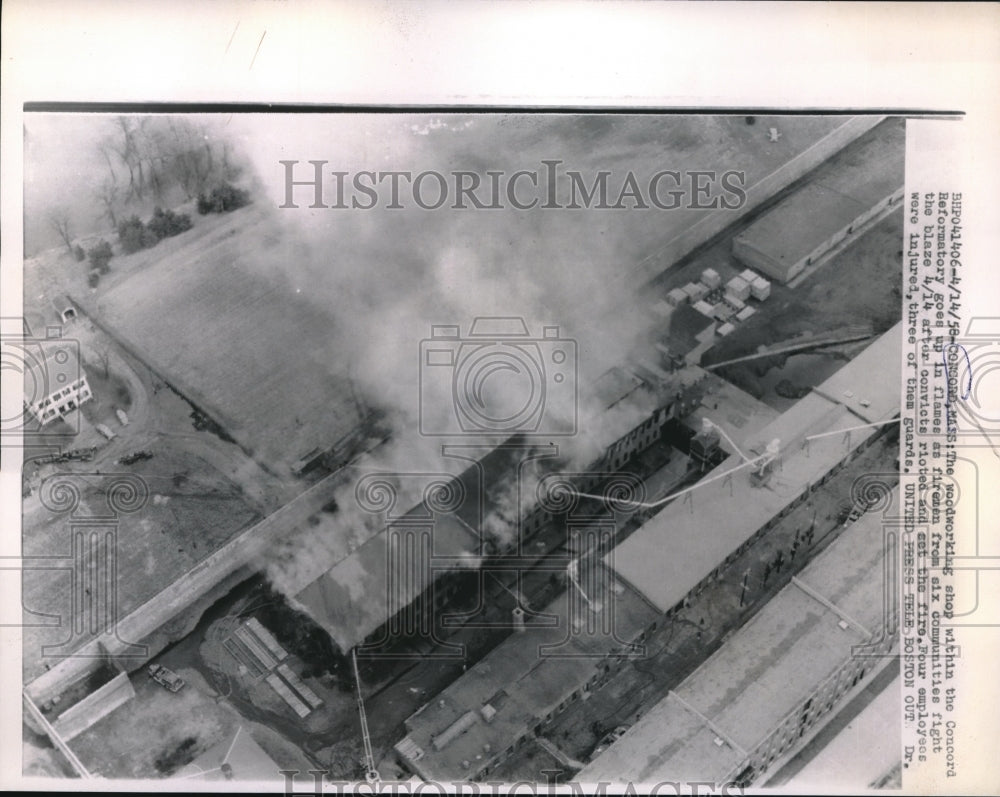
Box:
xmin=21 ymin=446 xmax=259 ymax=681
xmin=72 ymin=204 xmax=363 ymax=470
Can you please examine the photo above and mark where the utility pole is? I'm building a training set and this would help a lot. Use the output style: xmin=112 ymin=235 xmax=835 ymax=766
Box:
xmin=739 ymin=567 xmax=751 ymax=608
xmin=352 ymin=649 xmax=380 ymax=785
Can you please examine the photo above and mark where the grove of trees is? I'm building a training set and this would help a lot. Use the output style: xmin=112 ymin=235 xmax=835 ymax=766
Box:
xmin=118 ymin=207 xmax=193 ymax=255
xmin=94 ymin=116 xmax=246 ymax=228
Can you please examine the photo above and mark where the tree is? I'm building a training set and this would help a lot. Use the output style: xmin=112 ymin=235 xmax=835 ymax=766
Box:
xmin=94 ymin=177 xmax=120 ymax=229
xmin=88 ymin=240 xmax=113 ymax=273
xmin=197 ymin=183 xmax=251 ymax=214
xmin=92 ymin=347 xmax=111 ymax=380
xmin=96 ymin=117 xmax=250 ymax=217
xmin=118 ymin=216 xmax=147 ymax=254
xmin=147 ymin=207 xmax=192 ymax=239
xmin=47 ymin=208 xmax=75 ymax=256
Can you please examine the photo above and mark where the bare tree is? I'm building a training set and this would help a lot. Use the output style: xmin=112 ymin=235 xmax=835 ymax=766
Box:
xmin=97 ymin=115 xmax=248 ymax=212
xmin=47 ymin=207 xmax=74 ymax=256
xmin=95 ymin=178 xmax=120 ymax=229
xmin=92 ymin=347 xmax=112 ymax=380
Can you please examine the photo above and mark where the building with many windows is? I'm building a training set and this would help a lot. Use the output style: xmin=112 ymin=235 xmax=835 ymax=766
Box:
xmin=577 ymin=484 xmax=901 ymax=787
xmin=22 ymin=338 xmax=93 ymax=427
xmin=393 ymin=326 xmax=900 ymax=782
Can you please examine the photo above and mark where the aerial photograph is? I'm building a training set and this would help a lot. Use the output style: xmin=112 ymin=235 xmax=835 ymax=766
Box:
xmin=16 ymin=112 xmax=903 ymax=789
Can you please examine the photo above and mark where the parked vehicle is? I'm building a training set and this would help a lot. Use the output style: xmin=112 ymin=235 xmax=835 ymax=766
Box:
xmin=119 ymin=450 xmax=153 ymax=466
xmin=147 ymin=664 xmax=185 ymax=692
xmin=591 ymin=725 xmax=629 ymax=759
xmin=95 ymin=423 xmax=116 ymax=440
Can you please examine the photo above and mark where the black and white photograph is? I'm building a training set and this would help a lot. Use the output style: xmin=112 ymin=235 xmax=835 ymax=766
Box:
xmin=2 ymin=3 xmax=998 ymax=795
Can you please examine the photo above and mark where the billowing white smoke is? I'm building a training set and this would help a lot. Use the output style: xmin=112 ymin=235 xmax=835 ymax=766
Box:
xmin=234 ymin=114 xmax=672 ymax=596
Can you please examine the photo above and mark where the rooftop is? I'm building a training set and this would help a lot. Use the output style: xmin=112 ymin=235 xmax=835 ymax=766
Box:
xmin=607 ymin=325 xmax=901 ymax=614
xmin=293 ymin=442 xmax=540 ymax=652
xmin=733 ymin=120 xmax=904 ymax=269
xmin=812 ymin=327 xmax=902 ymax=424
xmin=293 ymin=360 xmax=698 ymax=654
xmin=578 ymin=486 xmax=896 ymax=784
xmin=396 ymin=551 xmax=658 ymax=780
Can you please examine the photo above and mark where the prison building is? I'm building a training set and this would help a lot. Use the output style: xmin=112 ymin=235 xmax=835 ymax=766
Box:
xmin=293 ymin=368 xmax=706 ymax=657
xmin=577 ymin=485 xmax=900 ymax=787
xmin=22 ymin=336 xmax=93 ymax=427
xmin=392 ymin=325 xmax=900 ymax=782
xmin=732 ymin=122 xmax=904 ymax=283
xmin=393 ymin=532 xmax=661 ymax=782
xmin=606 ymin=323 xmax=900 ymax=620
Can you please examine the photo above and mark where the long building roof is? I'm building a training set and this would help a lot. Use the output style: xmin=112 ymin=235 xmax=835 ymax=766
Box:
xmin=293 ymin=442 xmax=541 ymax=652
xmin=578 ymin=484 xmax=897 ymax=784
xmin=811 ymin=328 xmax=902 ymax=424
xmin=605 ymin=323 xmax=901 ymax=615
xmin=733 ymin=120 xmax=904 ymax=270
xmin=293 ymin=366 xmax=693 ymax=653
xmin=396 ymin=564 xmax=658 ymax=781
xmin=395 ymin=326 xmax=900 ymax=782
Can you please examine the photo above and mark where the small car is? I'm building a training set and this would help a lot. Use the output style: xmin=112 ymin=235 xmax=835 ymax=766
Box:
xmin=147 ymin=663 xmax=185 ymax=692
xmin=591 ymin=725 xmax=629 ymax=759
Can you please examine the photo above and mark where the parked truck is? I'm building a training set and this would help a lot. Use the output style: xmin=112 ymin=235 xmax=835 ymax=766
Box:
xmin=147 ymin=664 xmax=185 ymax=693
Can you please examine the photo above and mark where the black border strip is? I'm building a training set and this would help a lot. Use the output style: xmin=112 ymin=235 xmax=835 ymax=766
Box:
xmin=24 ymin=102 xmax=965 ymax=116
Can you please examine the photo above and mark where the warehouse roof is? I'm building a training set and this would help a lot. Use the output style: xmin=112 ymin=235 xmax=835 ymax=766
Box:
xmin=579 ymin=487 xmax=896 ymax=784
xmin=812 ymin=324 xmax=902 ymax=424
xmin=607 ymin=326 xmax=900 ymax=614
xmin=293 ymin=352 xmax=687 ymax=653
xmin=293 ymin=508 xmax=480 ymax=652
xmin=293 ymin=442 xmax=541 ymax=652
xmin=606 ymin=393 xmax=871 ymax=614
xmin=397 ymin=567 xmax=658 ymax=781
xmin=734 ymin=184 xmax=870 ymax=270
xmin=733 ymin=122 xmax=904 ymax=271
